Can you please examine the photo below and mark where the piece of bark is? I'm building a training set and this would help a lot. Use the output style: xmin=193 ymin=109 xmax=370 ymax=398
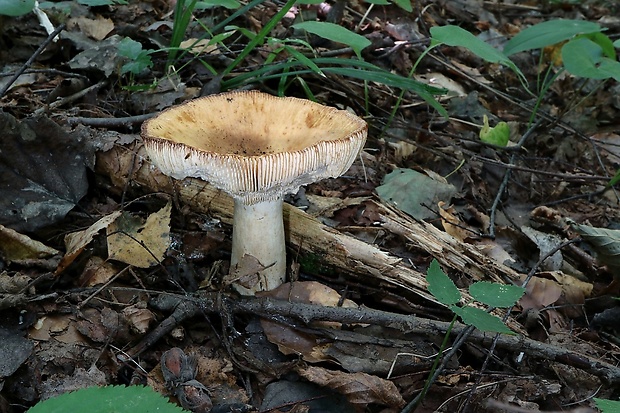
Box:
xmin=378 ymin=203 xmax=523 ymax=284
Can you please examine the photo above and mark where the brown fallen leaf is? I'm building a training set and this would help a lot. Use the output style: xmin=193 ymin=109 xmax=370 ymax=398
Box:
xmin=122 ymin=304 xmax=155 ymax=335
xmin=0 ymin=224 xmax=59 ymax=263
xmin=297 ymin=365 xmax=405 ymax=409
xmin=257 ymin=282 xmax=360 ymax=363
xmin=223 ymin=254 xmax=266 ymax=290
xmin=519 ymin=275 xmax=563 ymax=312
xmin=107 ymin=202 xmax=172 ymax=268
xmin=438 ymin=201 xmax=471 ymax=242
xmin=58 ymin=211 xmax=122 ymax=275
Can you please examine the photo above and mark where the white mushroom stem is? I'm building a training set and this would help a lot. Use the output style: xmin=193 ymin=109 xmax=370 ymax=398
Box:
xmin=230 ymin=198 xmax=286 ymax=295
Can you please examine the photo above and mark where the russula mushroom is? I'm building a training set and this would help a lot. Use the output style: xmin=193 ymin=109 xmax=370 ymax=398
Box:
xmin=141 ymin=90 xmax=367 ymax=295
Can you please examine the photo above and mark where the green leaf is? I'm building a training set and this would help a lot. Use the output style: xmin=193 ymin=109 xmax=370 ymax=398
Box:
xmin=390 ymin=0 xmax=412 ymax=12
xmin=581 ymin=32 xmax=616 ymax=60
xmin=220 ymin=57 xmax=448 ymax=116
xmin=293 ymin=21 xmax=371 ymax=57
xmin=283 ymin=46 xmax=324 ymax=76
xmin=196 ymin=0 xmax=240 ymax=9
xmin=117 ymin=37 xmax=144 ymax=59
xmin=430 ymin=26 xmax=525 ymax=83
xmin=479 ymin=114 xmax=510 ymax=147
xmin=208 ymin=30 xmax=236 ymax=46
xmin=117 ymin=38 xmax=153 ymax=75
xmin=594 ymin=398 xmax=620 ymax=413
xmin=469 ymin=281 xmax=525 ymax=308
xmin=0 ymin=0 xmax=35 ymax=16
xmin=562 ymin=38 xmax=620 ymax=81
xmin=426 ymin=259 xmax=461 ymax=306
xmin=27 ymin=385 xmax=185 ymax=413
xmin=608 ymin=168 xmax=620 ymax=187
xmin=503 ymin=19 xmax=601 ymax=56
xmin=121 ymin=53 xmax=153 ymax=75
xmin=431 ymin=25 xmax=511 ymax=66
xmin=614 ymin=39 xmax=620 ymax=48
xmin=451 ymin=306 xmax=514 ymax=334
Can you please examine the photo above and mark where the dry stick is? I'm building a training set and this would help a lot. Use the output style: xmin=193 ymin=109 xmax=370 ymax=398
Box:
xmin=401 ymin=124 xmax=610 ymax=183
xmin=227 ymin=297 xmax=620 ymax=384
xmin=114 ymin=289 xmax=620 ymax=383
xmin=123 ymin=298 xmax=201 ymax=359
xmin=0 ymin=68 xmax=89 ymax=81
xmin=0 ymin=23 xmax=66 ymax=99
xmin=34 ymin=80 xmax=107 ymax=115
xmin=66 ymin=113 xmax=155 ymax=127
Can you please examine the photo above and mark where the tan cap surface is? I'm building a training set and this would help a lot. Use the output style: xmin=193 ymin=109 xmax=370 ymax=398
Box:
xmin=141 ymin=90 xmax=367 ymax=204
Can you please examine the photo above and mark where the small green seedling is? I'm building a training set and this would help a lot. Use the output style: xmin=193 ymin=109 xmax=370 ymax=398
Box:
xmin=407 ymin=260 xmax=526 ymax=411
xmin=479 ymin=114 xmax=510 ymax=147
xmin=426 ymin=259 xmax=524 ymax=334
xmin=117 ymin=37 xmax=155 ymax=76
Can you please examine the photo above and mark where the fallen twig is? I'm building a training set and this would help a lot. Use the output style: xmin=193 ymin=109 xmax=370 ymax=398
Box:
xmin=117 ymin=290 xmax=620 ymax=385
xmin=0 ymin=24 xmax=66 ymax=99
xmin=66 ymin=113 xmax=155 ymax=127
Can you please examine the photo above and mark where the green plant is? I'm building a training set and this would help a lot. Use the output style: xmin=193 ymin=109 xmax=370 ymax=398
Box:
xmin=117 ymin=37 xmax=155 ymax=77
xmin=431 ymin=20 xmax=620 ymax=93
xmin=426 ymin=259 xmax=524 ymax=334
xmin=120 ymin=0 xmax=446 ymax=108
xmin=27 ymin=385 xmax=185 ymax=413
xmin=429 ymin=19 xmax=620 ymax=181
xmin=479 ymin=114 xmax=510 ymax=147
xmin=430 ymin=20 xmax=620 ymax=124
xmin=0 ymin=0 xmax=35 ymax=16
xmin=594 ymin=397 xmax=620 ymax=413
xmin=401 ymin=260 xmax=525 ymax=412
xmin=167 ymin=0 xmax=200 ymax=71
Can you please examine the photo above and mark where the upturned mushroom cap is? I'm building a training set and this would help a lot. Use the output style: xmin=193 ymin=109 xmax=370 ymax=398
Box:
xmin=141 ymin=90 xmax=367 ymax=204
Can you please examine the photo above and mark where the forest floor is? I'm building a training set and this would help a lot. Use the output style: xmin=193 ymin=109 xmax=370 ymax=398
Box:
xmin=1 ymin=0 xmax=620 ymax=412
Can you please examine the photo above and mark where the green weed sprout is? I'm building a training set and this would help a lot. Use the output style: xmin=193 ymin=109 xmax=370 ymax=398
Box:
xmin=426 ymin=259 xmax=524 ymax=334
xmin=403 ymin=260 xmax=525 ymax=412
xmin=117 ymin=37 xmax=154 ymax=77
xmin=480 ymin=114 xmax=510 ymax=147
xmin=27 ymin=385 xmax=185 ymax=413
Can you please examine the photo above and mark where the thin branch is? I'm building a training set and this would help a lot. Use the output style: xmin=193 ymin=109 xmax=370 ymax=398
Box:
xmin=0 ymin=24 xmax=66 ymax=99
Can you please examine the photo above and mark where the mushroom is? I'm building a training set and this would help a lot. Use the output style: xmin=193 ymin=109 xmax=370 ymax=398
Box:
xmin=141 ymin=90 xmax=367 ymax=295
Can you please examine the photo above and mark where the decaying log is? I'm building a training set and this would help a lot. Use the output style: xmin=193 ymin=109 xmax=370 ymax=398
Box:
xmin=95 ymin=141 xmax=524 ymax=305
xmin=378 ymin=204 xmax=523 ymax=284
xmin=95 ymin=142 xmax=438 ymax=303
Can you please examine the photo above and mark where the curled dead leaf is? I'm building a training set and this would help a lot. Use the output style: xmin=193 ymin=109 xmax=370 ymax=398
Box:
xmin=297 ymin=365 xmax=405 ymax=408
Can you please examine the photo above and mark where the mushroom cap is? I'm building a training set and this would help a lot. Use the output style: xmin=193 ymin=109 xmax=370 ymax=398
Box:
xmin=141 ymin=90 xmax=368 ymax=204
